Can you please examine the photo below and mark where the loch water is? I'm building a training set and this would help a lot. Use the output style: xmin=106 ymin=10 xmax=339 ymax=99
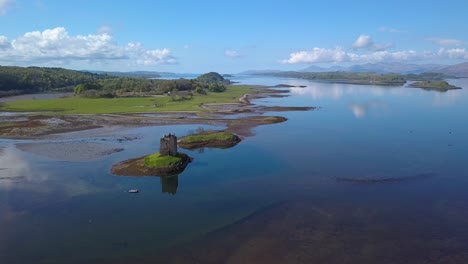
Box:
xmin=1 ymin=76 xmax=468 ymax=263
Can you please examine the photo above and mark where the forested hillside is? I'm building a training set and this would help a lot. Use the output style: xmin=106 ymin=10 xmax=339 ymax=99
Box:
xmin=0 ymin=66 xmax=230 ymax=98
xmin=0 ymin=66 xmax=109 ymax=96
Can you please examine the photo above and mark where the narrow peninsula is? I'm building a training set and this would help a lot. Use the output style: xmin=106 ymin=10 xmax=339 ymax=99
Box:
xmin=178 ymin=130 xmax=241 ymax=149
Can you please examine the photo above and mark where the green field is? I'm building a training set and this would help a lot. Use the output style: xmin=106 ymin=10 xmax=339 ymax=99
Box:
xmin=0 ymin=85 xmax=252 ymax=114
xmin=180 ymin=131 xmax=236 ymax=143
xmin=143 ymin=152 xmax=188 ymax=168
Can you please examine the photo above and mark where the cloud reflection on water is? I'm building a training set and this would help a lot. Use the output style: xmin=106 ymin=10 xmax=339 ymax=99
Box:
xmin=289 ymin=83 xmax=414 ymax=100
xmin=0 ymin=146 xmax=105 ymax=221
xmin=349 ymin=101 xmax=386 ymax=119
xmin=432 ymin=89 xmax=464 ymax=106
xmin=286 ymin=80 xmax=468 ymax=118
xmin=0 ymin=146 xmax=43 ymax=189
xmin=290 ymin=84 xmax=344 ymax=99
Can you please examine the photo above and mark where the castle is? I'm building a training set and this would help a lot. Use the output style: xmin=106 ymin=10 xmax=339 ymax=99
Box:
xmin=160 ymin=134 xmax=178 ymax=156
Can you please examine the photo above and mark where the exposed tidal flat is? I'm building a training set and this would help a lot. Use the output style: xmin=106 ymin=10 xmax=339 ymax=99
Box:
xmin=16 ymin=142 xmax=124 ymax=162
xmin=1 ymin=76 xmax=468 ymax=263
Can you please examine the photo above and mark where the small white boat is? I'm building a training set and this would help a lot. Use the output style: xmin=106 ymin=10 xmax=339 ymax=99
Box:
xmin=128 ymin=189 xmax=139 ymax=193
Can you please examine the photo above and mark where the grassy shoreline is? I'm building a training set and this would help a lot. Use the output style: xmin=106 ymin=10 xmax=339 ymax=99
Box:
xmin=409 ymin=81 xmax=461 ymax=91
xmin=0 ymin=85 xmax=252 ymax=114
xmin=111 ymin=152 xmax=192 ymax=176
xmin=178 ymin=130 xmax=242 ymax=149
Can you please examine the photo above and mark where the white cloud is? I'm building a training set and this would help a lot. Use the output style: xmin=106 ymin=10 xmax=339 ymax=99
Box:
xmin=352 ymin=34 xmax=393 ymax=51
xmin=281 ymin=47 xmax=467 ymax=64
xmin=281 ymin=47 xmax=349 ymax=64
xmin=427 ymin=37 xmax=463 ymax=46
xmin=281 ymin=34 xmax=468 ymax=64
xmin=353 ymin=35 xmax=373 ymax=49
xmin=0 ymin=27 xmax=176 ymax=66
xmin=183 ymin=44 xmax=191 ymax=49
xmin=0 ymin=0 xmax=14 ymax=15
xmin=438 ymin=48 xmax=468 ymax=59
xmin=225 ymin=49 xmax=243 ymax=58
xmin=350 ymin=50 xmax=421 ymax=62
xmin=126 ymin=43 xmax=176 ymax=65
xmin=0 ymin=36 xmax=10 ymax=50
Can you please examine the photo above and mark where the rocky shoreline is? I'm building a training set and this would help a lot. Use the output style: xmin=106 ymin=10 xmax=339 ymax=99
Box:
xmin=111 ymin=152 xmax=192 ymax=176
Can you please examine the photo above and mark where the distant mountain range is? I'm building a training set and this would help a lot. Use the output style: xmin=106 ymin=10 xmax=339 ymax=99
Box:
xmin=241 ymin=62 xmax=468 ymax=77
xmin=436 ymin=63 xmax=468 ymax=77
xmin=302 ymin=62 xmax=468 ymax=77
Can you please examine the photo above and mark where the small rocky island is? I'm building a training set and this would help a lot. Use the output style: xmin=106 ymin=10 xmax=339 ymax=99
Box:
xmin=178 ymin=130 xmax=241 ymax=149
xmin=409 ymin=81 xmax=461 ymax=91
xmin=111 ymin=134 xmax=192 ymax=176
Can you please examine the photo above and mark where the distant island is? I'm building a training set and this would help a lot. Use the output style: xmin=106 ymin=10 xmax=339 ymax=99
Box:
xmin=263 ymin=71 xmax=407 ymax=86
xmin=250 ymin=71 xmax=460 ymax=88
xmin=178 ymin=130 xmax=241 ymax=149
xmin=263 ymin=62 xmax=468 ymax=77
xmin=409 ymin=81 xmax=461 ymax=91
xmin=112 ymin=134 xmax=192 ymax=176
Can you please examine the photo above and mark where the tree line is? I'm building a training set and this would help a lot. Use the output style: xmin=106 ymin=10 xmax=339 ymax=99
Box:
xmin=0 ymin=66 xmax=229 ymax=98
xmin=0 ymin=66 xmax=108 ymax=97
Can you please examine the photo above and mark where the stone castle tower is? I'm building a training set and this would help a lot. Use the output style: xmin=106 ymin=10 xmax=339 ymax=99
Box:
xmin=160 ymin=134 xmax=177 ymax=156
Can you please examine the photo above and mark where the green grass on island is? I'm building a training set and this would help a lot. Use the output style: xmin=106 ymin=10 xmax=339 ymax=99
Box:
xmin=180 ymin=131 xmax=237 ymax=144
xmin=0 ymin=85 xmax=252 ymax=114
xmin=409 ymin=81 xmax=461 ymax=90
xmin=143 ymin=152 xmax=184 ymax=168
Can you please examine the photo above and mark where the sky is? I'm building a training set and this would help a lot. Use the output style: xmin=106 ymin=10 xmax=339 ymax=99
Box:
xmin=0 ymin=0 xmax=467 ymax=73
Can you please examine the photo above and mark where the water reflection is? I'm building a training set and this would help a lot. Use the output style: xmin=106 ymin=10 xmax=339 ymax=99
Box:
xmin=0 ymin=146 xmax=48 ymax=189
xmin=0 ymin=145 xmax=109 ymax=221
xmin=116 ymin=173 xmax=181 ymax=195
xmin=161 ymin=175 xmax=178 ymax=195
xmin=349 ymin=100 xmax=386 ymax=118
xmin=284 ymin=80 xmax=444 ymax=100
xmin=290 ymin=84 xmax=345 ymax=99
xmin=432 ymin=88 xmax=465 ymax=106
xmin=1 ymin=76 xmax=468 ymax=263
xmin=16 ymin=141 xmax=124 ymax=162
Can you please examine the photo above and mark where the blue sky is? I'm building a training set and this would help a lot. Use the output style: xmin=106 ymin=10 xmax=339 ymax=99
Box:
xmin=0 ymin=0 xmax=467 ymax=73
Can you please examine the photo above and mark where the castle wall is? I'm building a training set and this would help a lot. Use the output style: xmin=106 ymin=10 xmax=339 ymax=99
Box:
xmin=160 ymin=134 xmax=177 ymax=156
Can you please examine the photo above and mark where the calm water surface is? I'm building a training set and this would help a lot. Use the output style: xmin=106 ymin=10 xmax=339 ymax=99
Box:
xmin=1 ymin=76 xmax=468 ymax=263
